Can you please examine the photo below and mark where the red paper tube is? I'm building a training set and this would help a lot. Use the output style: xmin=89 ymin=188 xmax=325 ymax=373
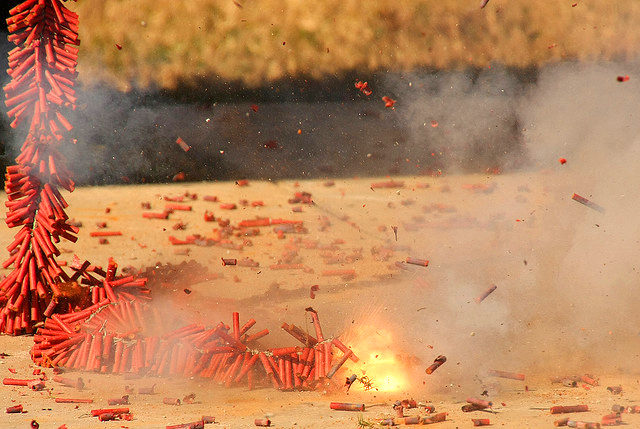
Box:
xmin=270 ymin=347 xmax=300 ymax=357
xmin=330 ymin=402 xmax=365 ymax=411
xmin=238 ymin=218 xmax=270 ymax=227
xmin=61 ymin=299 xmax=110 ymax=323
xmin=580 ymin=374 xmax=599 ymax=386
xmin=224 ymin=354 xmax=244 ymax=387
xmin=281 ymin=323 xmax=318 ymax=346
xmin=466 ymin=398 xmax=492 ymax=409
xmin=235 ymin=353 xmax=259 ymax=383
xmin=423 ymin=413 xmax=448 ymax=424
xmin=406 ymin=257 xmax=429 ymax=267
xmin=475 ymin=284 xmax=497 ymax=303
xmin=371 ymin=180 xmax=404 ymax=189
xmin=572 ymin=193 xmax=605 ymax=213
xmin=142 ymin=212 xmax=169 ymax=219
xmin=9 ymin=12 xmax=34 ymax=28
xmin=601 ymin=414 xmax=622 ymax=426
xmin=295 ymin=347 xmax=311 ymax=376
xmin=239 ymin=319 xmax=256 ymax=336
xmin=166 ymin=422 xmax=205 ymax=429
xmin=254 ymin=418 xmax=271 ymax=427
xmin=324 ymin=343 xmax=332 ymax=375
xmin=321 ymin=269 xmax=356 ymax=277
xmin=284 ymin=357 xmax=293 ymax=390
xmin=308 ymin=312 xmax=324 ymax=344
xmin=244 ymin=329 xmax=269 ymax=343
xmin=216 ymin=330 xmax=247 ymax=351
xmin=165 ymin=204 xmax=192 ymax=211
xmin=425 ymin=355 xmax=447 ymax=374
xmin=163 ymin=324 xmax=204 ymax=341
xmin=3 ymin=378 xmax=34 ymax=386
xmin=269 ymin=263 xmax=305 ymax=270
xmin=91 ymin=408 xmax=130 ymax=417
xmin=89 ymin=231 xmax=122 ymax=237
xmin=163 ymin=397 xmax=181 ymax=405
xmin=222 ymin=258 xmax=237 ymax=266
xmin=326 ymin=350 xmax=353 ymax=379
xmin=53 ymin=376 xmax=85 ymax=389
xmin=138 ymin=385 xmax=156 ymax=395
xmin=550 ymin=405 xmax=589 ymax=414
xmin=488 ymin=369 xmax=525 ymax=381
xmin=55 ymin=398 xmax=93 ymax=404
xmin=108 ymin=396 xmax=129 ymax=406
xmin=9 ymin=0 xmax=37 ymax=14
xmin=6 ymin=404 xmax=23 ymax=413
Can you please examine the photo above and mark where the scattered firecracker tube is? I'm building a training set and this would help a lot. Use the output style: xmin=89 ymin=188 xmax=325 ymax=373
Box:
xmin=475 ymin=284 xmax=497 ymax=303
xmin=488 ymin=369 xmax=525 ymax=380
xmin=6 ymin=404 xmax=23 ymax=413
xmin=3 ymin=378 xmax=36 ymax=386
xmin=138 ymin=386 xmax=156 ymax=395
xmin=462 ymin=404 xmax=487 ymax=412
xmin=580 ymin=374 xmax=598 ymax=386
xmin=221 ymin=258 xmax=237 ymax=266
xmin=406 ymin=257 xmax=429 ymax=267
xmin=91 ymin=408 xmax=130 ymax=417
xmin=571 ymin=193 xmax=605 ymax=213
xmin=175 ymin=137 xmax=190 ymax=152
xmin=371 ymin=180 xmax=404 ymax=189
xmin=163 ymin=397 xmax=181 ymax=405
xmin=606 ymin=385 xmax=622 ymax=394
xmin=554 ymin=417 xmax=570 ymax=426
xmin=108 ymin=395 xmax=129 ymax=405
xmin=254 ymin=419 xmax=271 ymax=427
xmin=165 ymin=203 xmax=192 ymax=211
xmin=601 ymin=413 xmax=622 ymax=426
xmin=550 ymin=405 xmax=589 ymax=414
xmin=472 ymin=419 xmax=491 ymax=427
xmin=425 ymin=355 xmax=447 ymax=374
xmin=565 ymin=421 xmax=599 ymax=429
xmin=143 ymin=211 xmax=170 ymax=219
xmin=89 ymin=231 xmax=122 ymax=237
xmin=330 ymin=402 xmax=365 ymax=411
xmin=54 ymin=398 xmax=93 ymax=404
xmin=617 ymin=75 xmax=630 ymax=82
xmin=559 ymin=158 xmax=567 ymax=164
xmin=466 ymin=398 xmax=492 ymax=409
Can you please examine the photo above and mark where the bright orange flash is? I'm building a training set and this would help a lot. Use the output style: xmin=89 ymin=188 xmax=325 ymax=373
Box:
xmin=347 ymin=328 xmax=411 ymax=392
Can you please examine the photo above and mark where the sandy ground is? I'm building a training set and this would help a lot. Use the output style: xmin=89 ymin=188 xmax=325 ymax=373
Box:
xmin=0 ymin=172 xmax=638 ymax=428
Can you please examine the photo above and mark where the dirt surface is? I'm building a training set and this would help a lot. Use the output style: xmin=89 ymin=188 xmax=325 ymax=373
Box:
xmin=0 ymin=173 xmax=638 ymax=428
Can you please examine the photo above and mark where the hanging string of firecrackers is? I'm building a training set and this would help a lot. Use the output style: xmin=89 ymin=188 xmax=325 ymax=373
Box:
xmin=2 ymin=0 xmax=94 ymax=334
xmin=4 ymin=1 xmax=360 ymax=393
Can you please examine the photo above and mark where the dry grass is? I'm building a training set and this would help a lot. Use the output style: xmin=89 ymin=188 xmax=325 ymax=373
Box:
xmin=72 ymin=0 xmax=640 ymax=90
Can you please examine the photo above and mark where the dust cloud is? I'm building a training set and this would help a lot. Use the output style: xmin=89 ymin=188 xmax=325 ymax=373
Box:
xmin=355 ymin=62 xmax=640 ymax=393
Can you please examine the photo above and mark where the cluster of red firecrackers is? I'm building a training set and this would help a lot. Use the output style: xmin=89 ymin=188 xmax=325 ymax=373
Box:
xmin=2 ymin=3 xmax=359 ymax=398
xmin=1 ymin=0 xmax=82 ymax=335
xmin=31 ymin=300 xmax=357 ymax=392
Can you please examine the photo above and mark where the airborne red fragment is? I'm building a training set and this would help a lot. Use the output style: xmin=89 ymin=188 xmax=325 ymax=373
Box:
xmin=382 ymin=96 xmax=396 ymax=108
xmin=175 ymin=137 xmax=190 ymax=152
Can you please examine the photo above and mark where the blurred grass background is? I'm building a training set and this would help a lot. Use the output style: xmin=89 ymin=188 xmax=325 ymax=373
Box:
xmin=74 ymin=0 xmax=640 ymax=91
